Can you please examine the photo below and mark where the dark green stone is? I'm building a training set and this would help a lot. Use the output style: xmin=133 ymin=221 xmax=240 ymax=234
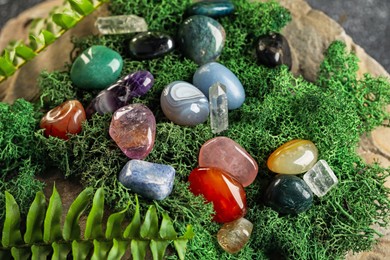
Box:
xmin=264 ymin=175 xmax=313 ymax=215
xmin=178 ymin=15 xmax=225 ymax=65
xmin=70 ymin=45 xmax=123 ymax=90
xmin=185 ymin=1 xmax=235 ymax=18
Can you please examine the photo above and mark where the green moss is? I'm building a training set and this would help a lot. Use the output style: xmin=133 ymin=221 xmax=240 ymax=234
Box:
xmin=29 ymin=0 xmax=390 ymax=259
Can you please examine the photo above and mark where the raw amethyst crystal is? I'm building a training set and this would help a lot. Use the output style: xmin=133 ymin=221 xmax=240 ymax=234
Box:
xmin=86 ymin=70 xmax=154 ymax=117
xmin=109 ymin=103 xmax=156 ymax=159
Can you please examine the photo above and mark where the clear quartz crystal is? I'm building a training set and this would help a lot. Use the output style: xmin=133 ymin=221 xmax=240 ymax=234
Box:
xmin=95 ymin=15 xmax=148 ymax=35
xmin=209 ymin=82 xmax=228 ymax=133
xmin=303 ymin=160 xmax=338 ymax=197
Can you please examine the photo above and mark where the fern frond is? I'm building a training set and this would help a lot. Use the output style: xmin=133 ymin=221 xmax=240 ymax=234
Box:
xmin=0 ymin=187 xmax=194 ymax=259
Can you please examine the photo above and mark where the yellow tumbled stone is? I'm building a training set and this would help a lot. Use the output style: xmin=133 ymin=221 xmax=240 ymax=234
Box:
xmin=267 ymin=139 xmax=318 ymax=174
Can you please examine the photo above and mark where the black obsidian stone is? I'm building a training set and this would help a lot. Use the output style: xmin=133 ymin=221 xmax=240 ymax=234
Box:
xmin=255 ymin=32 xmax=292 ymax=69
xmin=264 ymin=175 xmax=313 ymax=215
xmin=128 ymin=31 xmax=174 ymax=60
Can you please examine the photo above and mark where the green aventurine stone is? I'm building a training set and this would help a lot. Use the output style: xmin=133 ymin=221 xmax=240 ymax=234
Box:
xmin=70 ymin=45 xmax=123 ymax=90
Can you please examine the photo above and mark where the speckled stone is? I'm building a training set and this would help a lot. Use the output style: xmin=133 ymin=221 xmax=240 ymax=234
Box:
xmin=217 ymin=218 xmax=253 ymax=254
xmin=255 ymin=33 xmax=292 ymax=69
xmin=160 ymin=81 xmax=209 ymax=126
xmin=185 ymin=1 xmax=235 ymax=18
xmin=119 ymin=160 xmax=175 ymax=200
xmin=193 ymin=62 xmax=245 ymax=110
xmin=70 ymin=45 xmax=123 ymax=90
xmin=129 ymin=31 xmax=174 ymax=60
xmin=178 ymin=15 xmax=225 ymax=65
xmin=109 ymin=103 xmax=156 ymax=159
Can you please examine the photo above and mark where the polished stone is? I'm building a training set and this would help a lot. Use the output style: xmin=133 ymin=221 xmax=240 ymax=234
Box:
xmin=199 ymin=137 xmax=258 ymax=187
xmin=188 ymin=167 xmax=247 ymax=223
xmin=267 ymin=139 xmax=318 ymax=174
xmin=265 ymin=175 xmax=313 ymax=215
xmin=160 ymin=81 xmax=209 ymax=126
xmin=118 ymin=160 xmax=175 ymax=200
xmin=303 ymin=160 xmax=338 ymax=197
xmin=255 ymin=33 xmax=292 ymax=69
xmin=209 ymin=82 xmax=228 ymax=133
xmin=217 ymin=218 xmax=253 ymax=254
xmin=40 ymin=100 xmax=86 ymax=140
xmin=70 ymin=45 xmax=123 ymax=90
xmin=86 ymin=71 xmax=154 ymax=117
xmin=193 ymin=62 xmax=245 ymax=110
xmin=185 ymin=1 xmax=235 ymax=18
xmin=109 ymin=103 xmax=156 ymax=159
xmin=95 ymin=15 xmax=148 ymax=35
xmin=128 ymin=31 xmax=174 ymax=60
xmin=178 ymin=15 xmax=225 ymax=65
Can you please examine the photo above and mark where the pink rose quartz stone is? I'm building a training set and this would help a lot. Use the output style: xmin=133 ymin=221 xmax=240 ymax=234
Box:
xmin=109 ymin=103 xmax=156 ymax=159
xmin=198 ymin=136 xmax=258 ymax=187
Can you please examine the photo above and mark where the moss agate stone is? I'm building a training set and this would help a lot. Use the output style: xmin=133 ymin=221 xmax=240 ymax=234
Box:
xmin=129 ymin=31 xmax=174 ymax=60
xmin=267 ymin=139 xmax=318 ymax=174
xmin=70 ymin=45 xmax=123 ymax=90
xmin=217 ymin=218 xmax=253 ymax=254
xmin=160 ymin=81 xmax=209 ymax=126
xmin=193 ymin=62 xmax=245 ymax=110
xmin=199 ymin=137 xmax=258 ymax=187
xmin=119 ymin=160 xmax=175 ymax=200
xmin=185 ymin=1 xmax=235 ymax=18
xmin=255 ymin=33 xmax=292 ymax=69
xmin=109 ymin=103 xmax=156 ymax=159
xmin=178 ymin=15 xmax=225 ymax=65
xmin=265 ymin=175 xmax=313 ymax=215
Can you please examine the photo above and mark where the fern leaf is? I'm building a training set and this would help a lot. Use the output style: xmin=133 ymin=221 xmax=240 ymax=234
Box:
xmin=10 ymin=247 xmax=30 ymax=259
xmin=2 ymin=192 xmax=23 ymax=247
xmin=150 ymin=240 xmax=170 ymax=260
xmin=131 ymin=240 xmax=149 ymax=260
xmin=84 ymin=187 xmax=104 ymax=239
xmin=159 ymin=212 xmax=177 ymax=240
xmin=51 ymin=242 xmax=71 ymax=259
xmin=31 ymin=245 xmax=51 ymax=260
xmin=123 ymin=195 xmax=141 ymax=238
xmin=140 ymin=206 xmax=159 ymax=239
xmin=72 ymin=240 xmax=93 ymax=260
xmin=105 ymin=204 xmax=129 ymax=239
xmin=68 ymin=0 xmax=95 ymax=15
xmin=107 ymin=239 xmax=128 ymax=259
xmin=24 ymin=191 xmax=46 ymax=244
xmin=173 ymin=225 xmax=195 ymax=260
xmin=43 ymin=185 xmax=62 ymax=243
xmin=91 ymin=239 xmax=112 ymax=260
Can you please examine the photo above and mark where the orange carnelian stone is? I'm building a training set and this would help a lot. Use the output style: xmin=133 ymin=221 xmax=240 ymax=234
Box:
xmin=188 ymin=167 xmax=247 ymax=223
xmin=40 ymin=100 xmax=86 ymax=140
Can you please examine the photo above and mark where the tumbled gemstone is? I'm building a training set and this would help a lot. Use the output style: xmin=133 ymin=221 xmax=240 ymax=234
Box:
xmin=199 ymin=137 xmax=258 ymax=187
xmin=86 ymin=71 xmax=154 ymax=117
xmin=185 ymin=1 xmax=235 ymax=18
xmin=264 ymin=175 xmax=313 ymax=215
xmin=160 ymin=81 xmax=209 ymax=126
xmin=109 ymin=103 xmax=156 ymax=159
xmin=303 ymin=160 xmax=338 ymax=197
xmin=188 ymin=167 xmax=247 ymax=223
xmin=255 ymin=32 xmax=292 ymax=69
xmin=128 ymin=31 xmax=174 ymax=60
xmin=40 ymin=100 xmax=86 ymax=140
xmin=70 ymin=45 xmax=123 ymax=90
xmin=193 ymin=62 xmax=245 ymax=110
xmin=119 ymin=160 xmax=175 ymax=200
xmin=178 ymin=15 xmax=225 ymax=65
xmin=95 ymin=15 xmax=148 ymax=35
xmin=209 ymin=82 xmax=228 ymax=133
xmin=267 ymin=139 xmax=318 ymax=174
xmin=217 ymin=218 xmax=253 ymax=254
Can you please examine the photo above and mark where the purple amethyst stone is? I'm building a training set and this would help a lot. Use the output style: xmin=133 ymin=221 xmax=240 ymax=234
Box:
xmin=86 ymin=70 xmax=154 ymax=117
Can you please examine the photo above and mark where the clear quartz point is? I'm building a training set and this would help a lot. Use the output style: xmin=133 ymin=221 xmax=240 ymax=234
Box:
xmin=303 ymin=160 xmax=338 ymax=197
xmin=95 ymin=15 xmax=148 ymax=35
xmin=209 ymin=82 xmax=228 ymax=134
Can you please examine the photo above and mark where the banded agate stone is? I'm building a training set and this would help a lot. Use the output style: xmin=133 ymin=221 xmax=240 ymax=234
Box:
xmin=199 ymin=137 xmax=258 ymax=187
xmin=267 ymin=139 xmax=318 ymax=174
xmin=160 ymin=81 xmax=209 ymax=126
xmin=265 ymin=175 xmax=313 ymax=215
xmin=129 ymin=31 xmax=174 ymax=60
xmin=217 ymin=218 xmax=253 ymax=254
xmin=188 ymin=167 xmax=247 ymax=223
xmin=109 ymin=103 xmax=156 ymax=159
xmin=40 ymin=100 xmax=86 ymax=140
xmin=70 ymin=45 xmax=123 ymax=90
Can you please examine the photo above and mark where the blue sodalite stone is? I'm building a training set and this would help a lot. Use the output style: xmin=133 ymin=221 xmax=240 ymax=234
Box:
xmin=118 ymin=160 xmax=175 ymax=200
xmin=185 ymin=1 xmax=235 ymax=18
xmin=160 ymin=81 xmax=209 ymax=126
xmin=128 ymin=31 xmax=174 ymax=60
xmin=193 ymin=62 xmax=245 ymax=110
xmin=178 ymin=15 xmax=225 ymax=65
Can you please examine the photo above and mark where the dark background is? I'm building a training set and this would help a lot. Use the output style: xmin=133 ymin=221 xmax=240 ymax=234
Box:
xmin=0 ymin=0 xmax=389 ymax=73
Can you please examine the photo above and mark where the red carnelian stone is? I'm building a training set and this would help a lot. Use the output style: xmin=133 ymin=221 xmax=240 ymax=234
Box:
xmin=188 ymin=167 xmax=247 ymax=223
xmin=40 ymin=100 xmax=86 ymax=140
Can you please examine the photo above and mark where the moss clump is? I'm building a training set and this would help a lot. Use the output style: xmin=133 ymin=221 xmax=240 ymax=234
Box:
xmin=30 ymin=0 xmax=390 ymax=259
